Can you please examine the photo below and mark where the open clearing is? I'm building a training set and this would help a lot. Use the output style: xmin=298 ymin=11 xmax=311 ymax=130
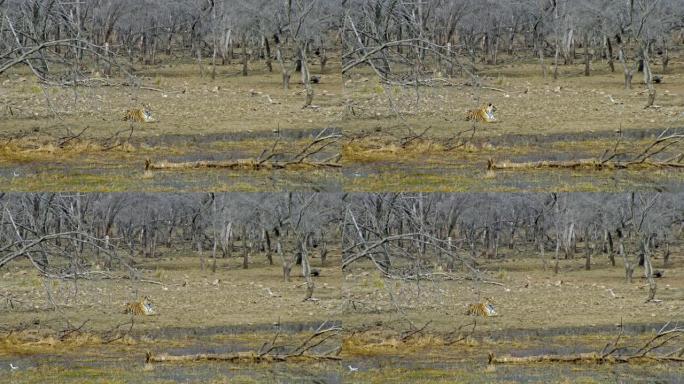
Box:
xmin=0 ymin=61 xmax=344 ymax=192
xmin=0 ymin=252 xmax=343 ymax=383
xmin=342 ymin=55 xmax=684 ymax=192
xmin=341 ymin=251 xmax=684 ymax=383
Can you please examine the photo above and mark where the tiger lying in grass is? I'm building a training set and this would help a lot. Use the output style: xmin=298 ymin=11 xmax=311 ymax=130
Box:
xmin=465 ymin=297 xmax=498 ymax=317
xmin=465 ymin=103 xmax=497 ymax=123
xmin=123 ymin=296 xmax=156 ymax=316
xmin=123 ymin=105 xmax=155 ymax=123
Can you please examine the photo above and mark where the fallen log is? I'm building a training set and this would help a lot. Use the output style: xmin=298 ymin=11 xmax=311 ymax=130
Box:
xmin=145 ymin=351 xmax=341 ymax=364
xmin=145 ymin=158 xmax=342 ymax=171
xmin=487 ymin=158 xmax=684 ymax=171
xmin=488 ymin=352 xmax=684 ymax=365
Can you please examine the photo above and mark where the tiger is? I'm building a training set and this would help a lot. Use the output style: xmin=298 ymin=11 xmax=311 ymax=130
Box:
xmin=123 ymin=296 xmax=156 ymax=316
xmin=123 ymin=105 xmax=155 ymax=123
xmin=465 ymin=297 xmax=498 ymax=318
xmin=465 ymin=103 xmax=497 ymax=123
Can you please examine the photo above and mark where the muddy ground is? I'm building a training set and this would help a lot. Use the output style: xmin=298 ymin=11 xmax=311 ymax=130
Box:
xmin=0 ymin=59 xmax=344 ymax=192
xmin=342 ymin=51 xmax=684 ymax=192
xmin=341 ymin=247 xmax=684 ymax=383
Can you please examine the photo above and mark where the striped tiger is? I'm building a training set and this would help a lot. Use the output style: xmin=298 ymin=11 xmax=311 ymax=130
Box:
xmin=465 ymin=297 xmax=498 ymax=317
xmin=123 ymin=105 xmax=155 ymax=123
xmin=465 ymin=103 xmax=497 ymax=123
xmin=124 ymin=296 xmax=156 ymax=316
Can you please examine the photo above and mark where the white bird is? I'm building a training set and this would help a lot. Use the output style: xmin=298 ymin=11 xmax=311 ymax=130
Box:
xmin=607 ymin=288 xmax=624 ymax=299
xmin=10 ymin=363 xmax=18 ymax=370
xmin=607 ymin=95 xmax=623 ymax=105
xmin=348 ymin=365 xmax=358 ymax=372
xmin=12 ymin=170 xmax=20 ymax=177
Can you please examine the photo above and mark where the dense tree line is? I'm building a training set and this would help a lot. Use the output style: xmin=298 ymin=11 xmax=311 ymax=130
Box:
xmin=0 ymin=0 xmax=344 ymax=99
xmin=0 ymin=193 xmax=342 ymax=299
xmin=342 ymin=0 xmax=684 ymax=106
xmin=343 ymin=193 xmax=684 ymax=300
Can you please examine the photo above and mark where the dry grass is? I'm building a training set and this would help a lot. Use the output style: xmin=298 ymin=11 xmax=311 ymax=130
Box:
xmin=0 ymin=59 xmax=344 ymax=191
xmin=341 ymin=53 xmax=684 ymax=191
xmin=0 ymin=249 xmax=343 ymax=339
xmin=343 ymin=58 xmax=684 ymax=138
xmin=1 ymin=60 xmax=344 ymax=139
xmin=342 ymin=249 xmax=684 ymax=334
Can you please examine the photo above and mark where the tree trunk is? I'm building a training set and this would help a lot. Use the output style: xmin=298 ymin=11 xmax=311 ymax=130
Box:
xmin=211 ymin=234 xmax=217 ymax=273
xmin=553 ymin=39 xmax=560 ymax=80
xmin=554 ymin=232 xmax=560 ymax=274
xmin=241 ymin=35 xmax=248 ymax=76
xmin=196 ymin=44 xmax=204 ymax=78
xmin=198 ymin=239 xmax=205 ymax=271
xmin=319 ymin=240 xmax=328 ymax=266
xmin=583 ymin=34 xmax=591 ymax=76
xmin=242 ymin=226 xmax=249 ymax=269
xmin=539 ymin=44 xmax=547 ymax=79
xmin=278 ymin=241 xmax=291 ymax=282
xmin=300 ymin=45 xmax=314 ymax=108
xmin=211 ymin=27 xmax=217 ymax=80
xmin=642 ymin=45 xmax=656 ymax=108
xmin=605 ymin=36 xmax=615 ymax=72
xmin=264 ymin=35 xmax=273 ymax=72
xmin=584 ymin=228 xmax=591 ymax=270
xmin=300 ymin=236 xmax=314 ymax=301
xmin=642 ymin=236 xmax=656 ymax=301
xmin=607 ymin=230 xmax=615 ymax=267
xmin=618 ymin=232 xmax=633 ymax=283
xmin=264 ymin=229 xmax=273 ymax=265
xmin=320 ymin=48 xmax=328 ymax=73
xmin=619 ymin=48 xmax=633 ymax=89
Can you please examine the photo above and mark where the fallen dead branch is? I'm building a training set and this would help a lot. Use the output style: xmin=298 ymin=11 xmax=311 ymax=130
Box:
xmin=146 ymin=351 xmax=341 ymax=364
xmin=145 ymin=128 xmax=342 ymax=172
xmin=488 ymin=352 xmax=684 ymax=364
xmin=401 ymin=320 xmax=432 ymax=342
xmin=489 ymin=322 xmax=684 ymax=365
xmin=59 ymin=319 xmax=90 ymax=341
xmin=145 ymin=158 xmax=342 ymax=171
xmin=146 ymin=322 xmax=342 ymax=365
xmin=488 ymin=130 xmax=683 ymax=172
xmin=103 ymin=319 xmax=135 ymax=344
xmin=487 ymin=158 xmax=684 ymax=171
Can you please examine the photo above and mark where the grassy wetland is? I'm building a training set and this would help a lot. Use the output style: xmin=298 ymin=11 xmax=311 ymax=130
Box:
xmin=342 ymin=59 xmax=684 ymax=192
xmin=341 ymin=1 xmax=684 ymax=192
xmin=0 ymin=60 xmax=344 ymax=192
xmin=0 ymin=193 xmax=343 ymax=383
xmin=341 ymin=193 xmax=684 ymax=383
xmin=0 ymin=0 xmax=345 ymax=193
xmin=2 ymin=193 xmax=684 ymax=383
